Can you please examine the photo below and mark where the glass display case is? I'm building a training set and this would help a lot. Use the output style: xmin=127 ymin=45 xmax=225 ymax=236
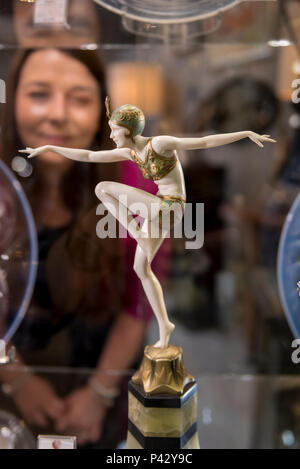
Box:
xmin=1 ymin=367 xmax=300 ymax=449
xmin=0 ymin=160 xmax=37 ymax=343
xmin=0 ymin=0 xmax=299 ymax=450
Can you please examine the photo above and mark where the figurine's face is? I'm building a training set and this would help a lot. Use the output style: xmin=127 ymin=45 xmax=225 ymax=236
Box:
xmin=109 ymin=122 xmax=131 ymax=148
xmin=16 ymin=49 xmax=101 ymax=166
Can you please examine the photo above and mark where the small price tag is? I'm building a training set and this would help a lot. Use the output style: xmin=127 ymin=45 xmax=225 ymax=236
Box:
xmin=34 ymin=0 xmax=68 ymax=25
xmin=37 ymin=435 xmax=77 ymax=449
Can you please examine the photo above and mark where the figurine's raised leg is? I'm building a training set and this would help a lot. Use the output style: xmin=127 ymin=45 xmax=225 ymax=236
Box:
xmin=95 ymin=181 xmax=176 ymax=347
xmin=95 ymin=181 xmax=165 ymax=261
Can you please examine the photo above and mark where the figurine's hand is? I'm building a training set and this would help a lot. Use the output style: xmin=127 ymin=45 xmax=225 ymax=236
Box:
xmin=247 ymin=131 xmax=276 ymax=148
xmin=56 ymin=386 xmax=107 ymax=446
xmin=19 ymin=145 xmax=51 ymax=159
xmin=12 ymin=374 xmax=65 ymax=427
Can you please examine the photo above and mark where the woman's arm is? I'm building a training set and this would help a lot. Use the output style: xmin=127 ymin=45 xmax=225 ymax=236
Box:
xmin=153 ymin=131 xmax=276 ymax=153
xmin=19 ymin=145 xmax=131 ymax=163
xmin=92 ymin=313 xmax=147 ymax=389
xmin=55 ymin=313 xmax=148 ymax=443
xmin=0 ymin=349 xmax=65 ymax=427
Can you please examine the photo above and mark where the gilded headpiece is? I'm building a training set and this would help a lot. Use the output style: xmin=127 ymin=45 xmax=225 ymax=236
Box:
xmin=107 ymin=100 xmax=145 ymax=138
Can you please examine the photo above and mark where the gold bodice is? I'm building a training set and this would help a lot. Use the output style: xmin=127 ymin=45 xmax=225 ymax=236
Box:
xmin=130 ymin=139 xmax=177 ymax=181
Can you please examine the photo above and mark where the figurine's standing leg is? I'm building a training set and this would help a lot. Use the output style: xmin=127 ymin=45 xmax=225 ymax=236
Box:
xmin=133 ymin=244 xmax=174 ymax=348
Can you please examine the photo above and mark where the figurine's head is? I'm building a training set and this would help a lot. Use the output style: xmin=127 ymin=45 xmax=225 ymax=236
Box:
xmin=106 ymin=99 xmax=145 ymax=141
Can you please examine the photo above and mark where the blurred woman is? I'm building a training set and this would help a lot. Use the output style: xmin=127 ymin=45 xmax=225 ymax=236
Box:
xmin=0 ymin=48 xmax=151 ymax=447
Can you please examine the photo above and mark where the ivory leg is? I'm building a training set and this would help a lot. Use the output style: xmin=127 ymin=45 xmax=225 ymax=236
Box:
xmin=95 ymin=183 xmax=162 ymax=259
xmin=95 ymin=181 xmax=175 ymax=347
xmin=134 ymin=246 xmax=174 ymax=348
xmin=96 ymin=189 xmax=141 ymax=238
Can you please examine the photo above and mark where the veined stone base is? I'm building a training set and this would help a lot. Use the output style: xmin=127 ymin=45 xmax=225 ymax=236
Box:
xmin=126 ymin=381 xmax=200 ymax=449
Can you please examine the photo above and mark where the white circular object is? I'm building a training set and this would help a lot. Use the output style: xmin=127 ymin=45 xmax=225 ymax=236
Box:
xmin=93 ymin=0 xmax=241 ymax=24
xmin=0 ymin=160 xmax=37 ymax=342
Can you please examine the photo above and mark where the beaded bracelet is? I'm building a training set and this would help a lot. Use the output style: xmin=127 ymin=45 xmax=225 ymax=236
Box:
xmin=88 ymin=377 xmax=119 ymax=408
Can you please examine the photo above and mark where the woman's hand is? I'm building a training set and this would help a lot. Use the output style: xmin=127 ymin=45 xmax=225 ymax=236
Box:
xmin=247 ymin=132 xmax=276 ymax=148
xmin=13 ymin=374 xmax=65 ymax=427
xmin=19 ymin=145 xmax=52 ymax=158
xmin=56 ymin=386 xmax=108 ymax=446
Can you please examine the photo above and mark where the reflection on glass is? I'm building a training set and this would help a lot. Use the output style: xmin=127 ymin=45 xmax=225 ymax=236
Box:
xmin=14 ymin=0 xmax=100 ymax=47
xmin=0 ymin=410 xmax=35 ymax=449
xmin=0 ymin=160 xmax=37 ymax=341
xmin=278 ymin=192 xmax=300 ymax=338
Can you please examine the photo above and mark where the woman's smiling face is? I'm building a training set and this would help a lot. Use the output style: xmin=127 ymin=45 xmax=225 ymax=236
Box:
xmin=15 ymin=48 xmax=101 ymax=165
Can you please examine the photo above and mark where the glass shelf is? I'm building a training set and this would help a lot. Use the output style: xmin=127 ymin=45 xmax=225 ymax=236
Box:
xmin=0 ymin=0 xmax=282 ymax=47
xmin=1 ymin=367 xmax=300 ymax=448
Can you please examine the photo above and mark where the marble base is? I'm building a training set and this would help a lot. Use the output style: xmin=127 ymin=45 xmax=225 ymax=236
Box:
xmin=126 ymin=381 xmax=200 ymax=449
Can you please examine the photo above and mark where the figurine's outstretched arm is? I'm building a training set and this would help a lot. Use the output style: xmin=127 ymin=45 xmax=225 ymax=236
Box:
xmin=19 ymin=145 xmax=131 ymax=163
xmin=153 ymin=131 xmax=276 ymax=153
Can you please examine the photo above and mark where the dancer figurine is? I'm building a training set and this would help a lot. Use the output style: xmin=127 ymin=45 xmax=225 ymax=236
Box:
xmin=21 ymin=98 xmax=276 ymax=348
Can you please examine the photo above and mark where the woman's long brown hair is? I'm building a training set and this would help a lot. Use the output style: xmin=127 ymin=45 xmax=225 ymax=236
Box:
xmin=1 ymin=49 xmax=124 ymax=320
xmin=1 ymin=48 xmax=114 ymax=215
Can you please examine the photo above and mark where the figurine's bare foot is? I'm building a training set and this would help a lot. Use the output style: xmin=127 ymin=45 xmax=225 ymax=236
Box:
xmin=153 ymin=322 xmax=175 ymax=348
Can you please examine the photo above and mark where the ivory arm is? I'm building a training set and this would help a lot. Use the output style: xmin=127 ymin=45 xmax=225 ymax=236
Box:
xmin=20 ymin=145 xmax=130 ymax=163
xmin=153 ymin=131 xmax=276 ymax=153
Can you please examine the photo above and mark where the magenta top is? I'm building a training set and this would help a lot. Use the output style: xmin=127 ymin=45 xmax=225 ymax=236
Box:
xmin=121 ymin=160 xmax=171 ymax=323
